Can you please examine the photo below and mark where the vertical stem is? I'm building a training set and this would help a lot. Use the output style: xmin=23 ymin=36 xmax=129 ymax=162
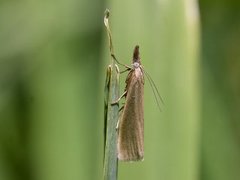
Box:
xmin=103 ymin=9 xmax=119 ymax=180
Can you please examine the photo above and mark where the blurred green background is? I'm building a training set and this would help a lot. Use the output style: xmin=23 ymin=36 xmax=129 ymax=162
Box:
xmin=0 ymin=0 xmax=239 ymax=180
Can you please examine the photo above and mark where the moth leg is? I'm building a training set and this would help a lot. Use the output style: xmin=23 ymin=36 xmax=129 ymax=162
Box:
xmin=116 ymin=105 xmax=124 ymax=130
xmin=120 ymin=68 xmax=131 ymax=74
xmin=111 ymin=54 xmax=132 ymax=69
xmin=116 ymin=117 xmax=120 ymax=130
xmin=111 ymin=91 xmax=127 ymax=105
xmin=119 ymin=104 xmax=125 ymax=112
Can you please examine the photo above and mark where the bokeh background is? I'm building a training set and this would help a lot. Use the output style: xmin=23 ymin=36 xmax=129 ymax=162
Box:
xmin=0 ymin=0 xmax=240 ymax=180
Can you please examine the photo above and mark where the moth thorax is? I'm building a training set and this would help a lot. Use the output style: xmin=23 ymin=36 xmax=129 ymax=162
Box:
xmin=132 ymin=62 xmax=140 ymax=69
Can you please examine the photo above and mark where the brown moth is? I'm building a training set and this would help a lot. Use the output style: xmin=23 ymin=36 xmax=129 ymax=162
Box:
xmin=117 ymin=45 xmax=144 ymax=161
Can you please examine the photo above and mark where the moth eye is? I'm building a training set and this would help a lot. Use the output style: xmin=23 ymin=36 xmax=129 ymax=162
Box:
xmin=132 ymin=62 xmax=140 ymax=69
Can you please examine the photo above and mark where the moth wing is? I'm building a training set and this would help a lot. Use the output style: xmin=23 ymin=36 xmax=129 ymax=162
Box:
xmin=118 ymin=68 xmax=144 ymax=161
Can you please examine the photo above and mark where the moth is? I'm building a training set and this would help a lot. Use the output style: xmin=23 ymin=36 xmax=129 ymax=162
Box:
xmin=117 ymin=45 xmax=144 ymax=161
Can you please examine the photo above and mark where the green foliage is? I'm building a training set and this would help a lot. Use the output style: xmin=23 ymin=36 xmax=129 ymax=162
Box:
xmin=0 ymin=0 xmax=240 ymax=180
xmin=103 ymin=10 xmax=119 ymax=180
